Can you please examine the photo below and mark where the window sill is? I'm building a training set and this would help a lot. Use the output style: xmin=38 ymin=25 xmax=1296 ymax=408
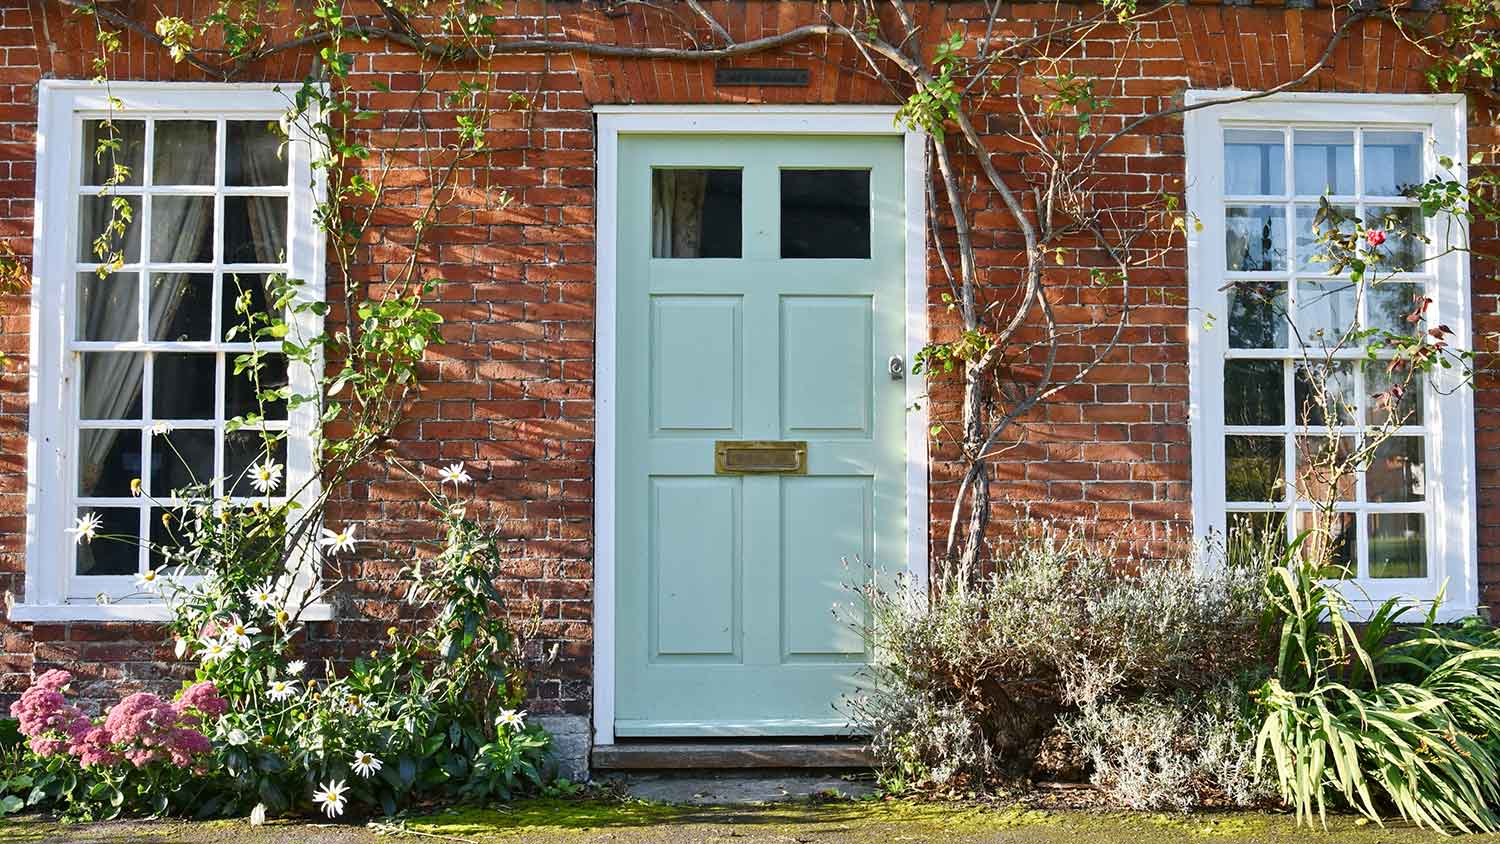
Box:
xmin=7 ymin=602 xmax=335 ymax=623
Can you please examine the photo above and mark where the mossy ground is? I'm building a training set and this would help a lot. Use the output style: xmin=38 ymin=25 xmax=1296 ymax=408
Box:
xmin=2 ymin=797 xmax=1498 ymax=843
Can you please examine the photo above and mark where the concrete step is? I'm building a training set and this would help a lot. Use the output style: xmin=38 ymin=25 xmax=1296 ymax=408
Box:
xmin=592 ymin=740 xmax=872 ymax=770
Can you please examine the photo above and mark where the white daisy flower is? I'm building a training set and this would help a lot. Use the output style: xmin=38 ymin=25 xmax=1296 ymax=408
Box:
xmin=198 ymin=637 xmax=232 ymax=664
xmin=312 ymin=780 xmax=348 ymax=818
xmin=285 ymin=659 xmax=306 ymax=675
xmin=248 ymin=460 xmax=283 ymax=494
xmin=245 ymin=581 xmax=276 ymax=610
xmin=249 ymin=803 xmax=266 ymax=826
xmin=267 ymin=679 xmax=298 ymax=702
xmin=351 ymin=750 xmax=383 ymax=778
xmin=496 ymin=708 xmax=527 ymax=732
xmin=222 ymin=614 xmax=261 ymax=649
xmin=134 ymin=568 xmax=161 ymax=593
xmin=150 ymin=421 xmax=175 ymax=436
xmin=67 ymin=512 xmax=103 ymax=545
xmin=227 ymin=728 xmax=249 ymax=746
xmin=318 ymin=525 xmax=358 ymax=554
xmin=437 ymin=462 xmax=472 ymax=486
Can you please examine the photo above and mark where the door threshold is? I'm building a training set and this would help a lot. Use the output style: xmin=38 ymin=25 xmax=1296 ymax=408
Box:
xmin=592 ymin=739 xmax=872 ymax=770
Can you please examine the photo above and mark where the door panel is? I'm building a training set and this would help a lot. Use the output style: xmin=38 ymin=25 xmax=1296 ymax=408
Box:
xmin=616 ymin=133 xmax=906 ymax=736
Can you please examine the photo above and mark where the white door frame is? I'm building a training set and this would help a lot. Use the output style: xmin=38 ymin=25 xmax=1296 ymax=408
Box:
xmin=592 ymin=105 xmax=929 ymax=745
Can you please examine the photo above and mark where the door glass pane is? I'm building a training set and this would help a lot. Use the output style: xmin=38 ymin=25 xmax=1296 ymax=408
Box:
xmin=1362 ymin=131 xmax=1423 ymax=196
xmin=1369 ymin=513 xmax=1426 ymax=578
xmin=227 ymin=120 xmax=288 ymax=187
xmin=1227 ymin=282 xmax=1287 ymax=349
xmin=1367 ymin=436 xmax=1425 ymax=502
xmin=80 ymin=353 xmax=143 ymax=420
xmin=152 ymin=121 xmax=216 ymax=186
xmin=1225 ymin=435 xmax=1284 ymax=501
xmin=1293 ymin=360 xmax=1355 ymax=426
xmin=651 ymin=169 xmax=742 ymax=258
xmin=224 ymin=196 xmax=288 ymax=263
xmin=150 ymin=196 xmax=215 ymax=263
xmin=1294 ymin=130 xmax=1354 ymax=195
xmin=1224 ymin=129 xmax=1284 ymax=195
xmin=780 ymin=169 xmax=871 ymax=259
xmin=149 ymin=273 xmax=214 ymax=342
xmin=154 ymin=353 xmax=217 ymax=420
xmin=1224 ymin=360 xmax=1283 ymax=425
xmin=78 ymin=429 xmax=141 ymax=498
xmin=81 ymin=120 xmax=145 ymax=186
xmin=76 ymin=272 xmax=139 ymax=342
xmin=1225 ymin=206 xmax=1286 ymax=271
xmin=75 ymin=507 xmax=139 ymax=576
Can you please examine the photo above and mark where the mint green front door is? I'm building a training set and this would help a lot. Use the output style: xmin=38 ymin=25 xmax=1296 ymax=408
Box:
xmin=614 ymin=133 xmax=908 ymax=736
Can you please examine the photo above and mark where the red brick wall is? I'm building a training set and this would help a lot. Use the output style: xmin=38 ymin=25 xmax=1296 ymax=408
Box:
xmin=0 ymin=0 xmax=1494 ymax=713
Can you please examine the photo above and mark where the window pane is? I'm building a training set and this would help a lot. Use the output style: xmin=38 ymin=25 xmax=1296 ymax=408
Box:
xmin=1367 ymin=282 xmax=1422 ymax=338
xmin=1225 ymin=435 xmax=1284 ymax=501
xmin=152 ymin=121 xmax=216 ymax=186
xmin=81 ymin=120 xmax=144 ymax=186
xmin=78 ymin=194 xmax=141 ymax=263
xmin=651 ymin=169 xmax=741 ymax=258
xmin=1366 ymin=363 xmax=1423 ymax=426
xmin=1224 ymin=129 xmax=1284 ymax=196
xmin=780 ymin=169 xmax=871 ymax=259
xmin=152 ymin=428 xmax=215 ymax=495
xmin=1369 ymin=513 xmax=1426 ymax=579
xmin=1225 ymin=206 xmax=1286 ymax=271
xmin=81 ymin=353 xmax=143 ymax=420
xmin=227 ymin=120 xmax=288 ymax=187
xmin=1294 ymin=130 xmax=1354 ymax=195
xmin=1365 ymin=206 xmax=1424 ymax=272
xmin=1224 ymin=360 xmax=1283 ymax=426
xmin=1294 ymin=435 xmax=1356 ymax=502
xmin=153 ymin=353 xmax=216 ymax=420
xmin=150 ymin=196 xmax=214 ymax=264
xmin=1226 ymin=511 xmax=1288 ymax=567
xmin=76 ymin=272 xmax=139 ymax=342
xmin=226 ymin=431 xmax=287 ymax=497
xmin=1227 ymin=282 xmax=1287 ymax=349
xmin=75 ymin=507 xmax=139 ymax=576
xmin=221 ymin=273 xmax=273 ymax=341
xmin=78 ymin=429 xmax=140 ymax=498
xmin=226 ymin=353 xmax=288 ymax=421
xmin=1294 ymin=204 xmax=1355 ymax=272
xmin=224 ymin=196 xmax=288 ymax=263
xmin=1293 ymin=360 xmax=1356 ymax=426
xmin=149 ymin=273 xmax=214 ymax=342
xmin=1296 ymin=280 xmax=1356 ymax=347
xmin=1367 ymin=436 xmax=1425 ymax=502
xmin=1363 ymin=131 xmax=1424 ymax=197
xmin=1296 ymin=510 xmax=1356 ymax=579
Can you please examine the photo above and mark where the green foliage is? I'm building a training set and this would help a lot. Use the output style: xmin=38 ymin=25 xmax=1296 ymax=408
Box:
xmin=849 ymin=529 xmax=1269 ymax=793
xmin=1255 ymin=536 xmax=1500 ymax=834
xmin=896 ymin=31 xmax=965 ymax=137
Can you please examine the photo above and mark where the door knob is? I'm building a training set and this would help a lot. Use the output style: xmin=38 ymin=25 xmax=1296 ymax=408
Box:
xmin=888 ymin=355 xmax=905 ymax=380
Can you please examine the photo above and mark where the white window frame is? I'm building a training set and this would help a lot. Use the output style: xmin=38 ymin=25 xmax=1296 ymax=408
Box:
xmin=12 ymin=81 xmax=328 ymax=622
xmin=1186 ymin=90 xmax=1477 ymax=620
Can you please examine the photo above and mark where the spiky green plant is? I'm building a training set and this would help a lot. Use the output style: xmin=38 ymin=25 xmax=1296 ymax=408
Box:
xmin=1256 ymin=535 xmax=1500 ymax=834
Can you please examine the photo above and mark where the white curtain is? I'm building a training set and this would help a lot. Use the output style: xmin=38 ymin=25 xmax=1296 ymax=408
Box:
xmin=651 ymin=170 xmax=708 ymax=258
xmin=78 ymin=123 xmax=215 ymax=494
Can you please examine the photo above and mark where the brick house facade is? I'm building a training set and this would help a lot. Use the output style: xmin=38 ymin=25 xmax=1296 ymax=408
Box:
xmin=0 ymin=0 xmax=1493 ymax=774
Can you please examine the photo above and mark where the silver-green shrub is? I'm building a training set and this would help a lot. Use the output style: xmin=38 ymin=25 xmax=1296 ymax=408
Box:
xmin=847 ymin=529 xmax=1268 ymax=795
